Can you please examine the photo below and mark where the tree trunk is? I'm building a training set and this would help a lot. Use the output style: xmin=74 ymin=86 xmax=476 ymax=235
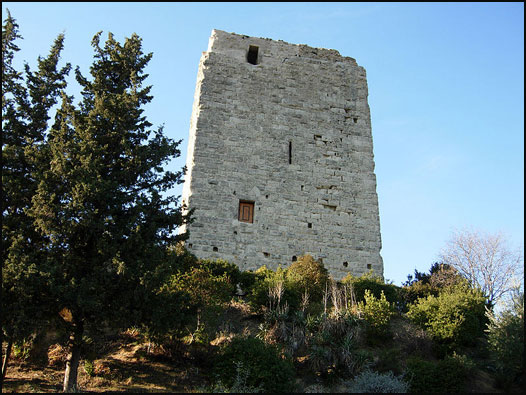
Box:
xmin=1 ymin=339 xmax=13 ymax=386
xmin=63 ymin=321 xmax=83 ymax=393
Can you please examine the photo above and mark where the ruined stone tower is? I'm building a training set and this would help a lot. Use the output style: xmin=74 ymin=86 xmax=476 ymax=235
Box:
xmin=181 ymin=30 xmax=383 ymax=279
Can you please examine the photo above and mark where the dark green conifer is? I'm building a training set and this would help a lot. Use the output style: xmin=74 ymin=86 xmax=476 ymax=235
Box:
xmin=28 ymin=31 xmax=190 ymax=391
xmin=2 ymin=10 xmax=70 ymax=383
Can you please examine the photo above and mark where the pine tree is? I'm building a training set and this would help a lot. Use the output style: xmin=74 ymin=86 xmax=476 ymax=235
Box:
xmin=27 ymin=31 xmax=190 ymax=392
xmin=2 ymin=11 xmax=70 ymax=383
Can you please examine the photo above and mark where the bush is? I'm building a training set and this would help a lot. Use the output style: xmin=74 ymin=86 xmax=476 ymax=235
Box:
xmin=342 ymin=271 xmax=400 ymax=306
xmin=246 ymin=266 xmax=301 ymax=313
xmin=406 ymin=356 xmax=467 ymax=393
xmin=399 ymin=263 xmax=463 ymax=311
xmin=214 ymin=336 xmax=296 ymax=393
xmin=209 ymin=361 xmax=264 ymax=393
xmin=168 ymin=265 xmax=234 ymax=309
xmin=198 ymin=259 xmax=242 ymax=286
xmin=343 ymin=370 xmax=409 ymax=393
xmin=485 ymin=290 xmax=524 ymax=388
xmin=359 ymin=290 xmax=395 ymax=341
xmin=286 ymin=254 xmax=329 ymax=305
xmin=398 ymin=281 xmax=438 ymax=311
xmin=154 ymin=265 xmax=234 ymax=342
xmin=406 ymin=283 xmax=487 ymax=350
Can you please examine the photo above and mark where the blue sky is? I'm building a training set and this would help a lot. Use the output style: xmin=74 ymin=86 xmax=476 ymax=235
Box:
xmin=3 ymin=2 xmax=523 ymax=285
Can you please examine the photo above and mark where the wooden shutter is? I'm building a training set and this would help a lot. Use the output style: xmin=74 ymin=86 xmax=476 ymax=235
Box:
xmin=239 ymin=201 xmax=254 ymax=223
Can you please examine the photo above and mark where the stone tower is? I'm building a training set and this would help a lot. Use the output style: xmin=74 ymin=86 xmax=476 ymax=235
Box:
xmin=181 ymin=30 xmax=383 ymax=279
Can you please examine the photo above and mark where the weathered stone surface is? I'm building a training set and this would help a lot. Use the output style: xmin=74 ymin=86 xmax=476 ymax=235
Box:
xmin=181 ymin=29 xmax=383 ymax=279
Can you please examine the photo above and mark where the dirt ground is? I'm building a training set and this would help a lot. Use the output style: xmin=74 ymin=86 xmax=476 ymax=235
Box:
xmin=1 ymin=302 xmax=261 ymax=393
xmin=2 ymin=338 xmax=211 ymax=393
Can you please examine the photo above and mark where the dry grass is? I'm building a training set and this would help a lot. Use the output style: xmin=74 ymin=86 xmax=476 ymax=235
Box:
xmin=2 ymin=335 xmax=210 ymax=393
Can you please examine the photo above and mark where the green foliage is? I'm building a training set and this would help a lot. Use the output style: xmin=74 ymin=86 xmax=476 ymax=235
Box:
xmin=246 ymin=266 xmax=301 ymax=312
xmin=83 ymin=359 xmax=95 ymax=377
xmin=302 ymin=310 xmax=368 ymax=376
xmin=400 ymin=263 xmax=463 ymax=310
xmin=12 ymin=339 xmax=32 ymax=361
xmin=406 ymin=283 xmax=487 ymax=350
xmin=214 ymin=336 xmax=296 ymax=393
xmin=342 ymin=271 xmax=400 ymax=306
xmin=209 ymin=361 xmax=264 ymax=393
xmin=286 ymin=254 xmax=329 ymax=305
xmin=485 ymin=290 xmax=524 ymax=388
xmin=2 ymin=10 xmax=70 ymax=347
xmin=169 ymin=266 xmax=234 ymax=309
xmin=198 ymin=259 xmax=242 ymax=286
xmin=359 ymin=290 xmax=395 ymax=340
xmin=343 ymin=370 xmax=409 ymax=393
xmin=406 ymin=356 xmax=467 ymax=393
xmin=2 ymin=14 xmax=191 ymax=391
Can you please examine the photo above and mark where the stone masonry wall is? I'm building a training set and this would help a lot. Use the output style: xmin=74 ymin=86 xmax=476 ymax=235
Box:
xmin=181 ymin=29 xmax=383 ymax=279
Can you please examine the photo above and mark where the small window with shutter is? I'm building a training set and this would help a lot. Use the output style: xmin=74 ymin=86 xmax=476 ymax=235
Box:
xmin=238 ymin=201 xmax=255 ymax=223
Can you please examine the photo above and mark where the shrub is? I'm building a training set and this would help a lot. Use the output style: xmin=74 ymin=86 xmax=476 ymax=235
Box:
xmin=168 ymin=265 xmax=233 ymax=309
xmin=157 ymin=265 xmax=233 ymax=342
xmin=406 ymin=356 xmax=467 ymax=393
xmin=305 ymin=310 xmax=369 ymax=376
xmin=342 ymin=271 xmax=400 ymax=306
xmin=198 ymin=259 xmax=242 ymax=285
xmin=343 ymin=370 xmax=409 ymax=393
xmin=399 ymin=263 xmax=463 ymax=310
xmin=398 ymin=281 xmax=438 ymax=311
xmin=286 ymin=254 xmax=329 ymax=305
xmin=406 ymin=283 xmax=487 ymax=350
xmin=214 ymin=336 xmax=296 ymax=393
xmin=209 ymin=361 xmax=264 ymax=393
xmin=485 ymin=290 xmax=524 ymax=388
xmin=359 ymin=290 xmax=395 ymax=340
xmin=246 ymin=266 xmax=301 ymax=312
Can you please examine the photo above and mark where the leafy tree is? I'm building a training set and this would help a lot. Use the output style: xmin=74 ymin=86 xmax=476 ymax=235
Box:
xmin=399 ymin=262 xmax=464 ymax=309
xmin=2 ymin=10 xmax=70 ymax=384
xmin=485 ymin=289 xmax=524 ymax=389
xmin=406 ymin=282 xmax=488 ymax=351
xmin=19 ymin=29 xmax=190 ymax=391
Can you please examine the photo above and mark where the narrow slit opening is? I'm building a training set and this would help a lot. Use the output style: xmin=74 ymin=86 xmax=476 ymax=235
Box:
xmin=247 ymin=45 xmax=259 ymax=65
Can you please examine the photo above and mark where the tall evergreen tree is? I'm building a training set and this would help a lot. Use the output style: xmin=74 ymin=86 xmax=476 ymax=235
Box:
xmin=27 ymin=31 xmax=190 ymax=392
xmin=2 ymin=11 xmax=70 ymax=383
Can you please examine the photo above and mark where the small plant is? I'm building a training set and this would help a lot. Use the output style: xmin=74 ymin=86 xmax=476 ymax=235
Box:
xmin=12 ymin=338 xmax=32 ymax=360
xmin=209 ymin=361 xmax=264 ymax=393
xmin=358 ymin=290 xmax=394 ymax=340
xmin=83 ymin=359 xmax=95 ymax=377
xmin=343 ymin=370 xmax=409 ymax=393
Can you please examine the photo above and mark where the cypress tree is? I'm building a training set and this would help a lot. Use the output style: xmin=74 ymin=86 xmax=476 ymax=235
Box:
xmin=2 ymin=11 xmax=70 ymax=383
xmin=3 ymin=15 xmax=190 ymax=390
xmin=28 ymin=31 xmax=190 ymax=392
